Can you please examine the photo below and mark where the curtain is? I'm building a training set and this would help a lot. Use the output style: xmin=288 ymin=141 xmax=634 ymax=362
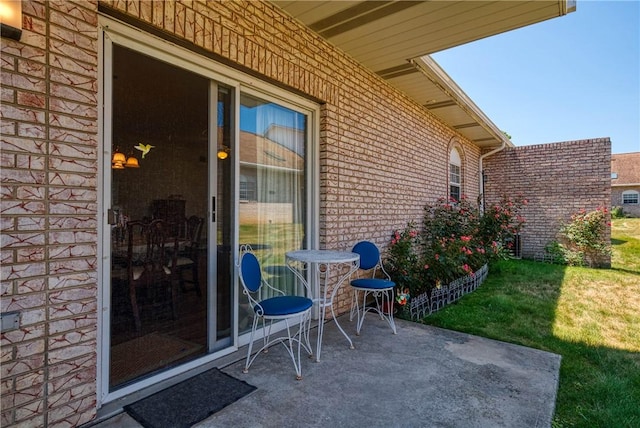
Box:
xmin=238 ymin=93 xmax=307 ymax=329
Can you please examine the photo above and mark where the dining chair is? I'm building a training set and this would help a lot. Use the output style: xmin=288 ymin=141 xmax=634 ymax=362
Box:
xmin=127 ymin=219 xmax=179 ymax=331
xmin=176 ymin=215 xmax=204 ymax=297
xmin=238 ymin=245 xmax=313 ymax=380
xmin=349 ymin=241 xmax=397 ymax=335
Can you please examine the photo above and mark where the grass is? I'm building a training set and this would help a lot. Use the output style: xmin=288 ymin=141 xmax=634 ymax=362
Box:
xmin=420 ymin=218 xmax=640 ymax=427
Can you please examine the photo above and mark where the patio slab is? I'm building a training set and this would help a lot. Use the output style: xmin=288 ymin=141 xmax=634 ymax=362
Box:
xmin=91 ymin=317 xmax=561 ymax=428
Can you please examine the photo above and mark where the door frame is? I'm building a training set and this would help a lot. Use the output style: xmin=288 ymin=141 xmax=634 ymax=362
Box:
xmin=97 ymin=16 xmax=319 ymax=406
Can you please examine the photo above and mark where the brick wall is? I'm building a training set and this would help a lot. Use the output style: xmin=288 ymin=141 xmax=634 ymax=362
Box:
xmin=1 ymin=1 xmax=100 ymax=427
xmin=1 ymin=1 xmax=480 ymax=425
xmin=483 ymin=138 xmax=611 ymax=260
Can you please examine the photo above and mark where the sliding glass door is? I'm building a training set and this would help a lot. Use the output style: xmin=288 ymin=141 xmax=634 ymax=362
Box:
xmin=101 ymin=17 xmax=316 ymax=401
xmin=106 ymin=44 xmax=233 ymax=391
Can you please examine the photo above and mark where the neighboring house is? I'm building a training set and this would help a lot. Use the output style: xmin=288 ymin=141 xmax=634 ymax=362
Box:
xmin=611 ymin=152 xmax=640 ymax=217
xmin=1 ymin=1 xmax=603 ymax=426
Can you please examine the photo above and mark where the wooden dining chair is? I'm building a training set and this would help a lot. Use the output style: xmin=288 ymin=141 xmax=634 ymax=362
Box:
xmin=126 ymin=219 xmax=179 ymax=331
xmin=176 ymin=215 xmax=204 ymax=297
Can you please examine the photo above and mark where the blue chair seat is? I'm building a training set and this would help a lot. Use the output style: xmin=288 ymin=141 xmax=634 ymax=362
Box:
xmin=351 ymin=278 xmax=395 ymax=290
xmin=256 ymin=296 xmax=313 ymax=316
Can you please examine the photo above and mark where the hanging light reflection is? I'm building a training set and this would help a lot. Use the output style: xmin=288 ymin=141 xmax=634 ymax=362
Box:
xmin=112 ymin=150 xmax=126 ymax=169
xmin=217 ymin=145 xmax=229 ymax=160
xmin=112 ymin=148 xmax=140 ymax=169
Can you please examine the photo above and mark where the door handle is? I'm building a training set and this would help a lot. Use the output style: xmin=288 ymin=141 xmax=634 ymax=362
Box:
xmin=107 ymin=209 xmax=117 ymax=225
xmin=211 ymin=196 xmax=216 ymax=222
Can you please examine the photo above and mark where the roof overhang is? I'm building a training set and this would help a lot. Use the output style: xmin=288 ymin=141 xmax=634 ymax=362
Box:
xmin=271 ymin=0 xmax=576 ymax=149
xmin=612 ymin=183 xmax=640 ymax=188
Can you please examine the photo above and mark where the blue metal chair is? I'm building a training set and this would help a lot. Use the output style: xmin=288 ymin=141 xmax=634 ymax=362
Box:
xmin=238 ymin=245 xmax=313 ymax=380
xmin=349 ymin=241 xmax=397 ymax=335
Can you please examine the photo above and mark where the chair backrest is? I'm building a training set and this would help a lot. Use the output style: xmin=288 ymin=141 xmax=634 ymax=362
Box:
xmin=181 ymin=215 xmax=204 ymax=256
xmin=240 ymin=251 xmax=263 ymax=293
xmin=185 ymin=215 xmax=203 ymax=243
xmin=352 ymin=241 xmax=381 ymax=271
xmin=127 ymin=219 xmax=178 ymax=283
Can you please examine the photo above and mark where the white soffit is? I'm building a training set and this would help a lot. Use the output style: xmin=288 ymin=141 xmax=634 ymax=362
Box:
xmin=272 ymin=0 xmax=576 ymax=149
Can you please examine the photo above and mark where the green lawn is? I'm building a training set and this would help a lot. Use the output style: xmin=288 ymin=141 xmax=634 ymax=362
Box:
xmin=420 ymin=218 xmax=640 ymax=428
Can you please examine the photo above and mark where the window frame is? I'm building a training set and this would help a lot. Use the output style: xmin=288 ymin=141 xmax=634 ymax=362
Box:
xmin=448 ymin=146 xmax=463 ymax=202
xmin=622 ymin=190 xmax=639 ymax=204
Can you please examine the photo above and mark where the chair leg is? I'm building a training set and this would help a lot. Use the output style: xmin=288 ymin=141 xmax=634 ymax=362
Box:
xmin=355 ymin=290 xmax=368 ymax=335
xmin=191 ymin=263 xmax=201 ymax=297
xmin=284 ymin=318 xmax=303 ymax=380
xmin=287 ymin=311 xmax=314 ymax=380
xmin=303 ymin=312 xmax=313 ymax=357
xmin=349 ymin=289 xmax=359 ymax=322
xmin=179 ymin=262 xmax=202 ymax=297
xmin=243 ymin=312 xmax=312 ymax=380
xmin=130 ymin=285 xmax=141 ymax=332
xmin=353 ymin=288 xmax=397 ymax=335
xmin=383 ymin=289 xmax=397 ymax=334
xmin=243 ymin=315 xmax=260 ymax=374
xmin=170 ymin=280 xmax=178 ymax=321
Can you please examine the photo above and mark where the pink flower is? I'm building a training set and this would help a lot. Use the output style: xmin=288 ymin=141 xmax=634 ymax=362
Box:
xmin=435 ymin=254 xmax=440 ymax=261
xmin=424 ymin=264 xmax=430 ymax=270
xmin=460 ymin=235 xmax=472 ymax=242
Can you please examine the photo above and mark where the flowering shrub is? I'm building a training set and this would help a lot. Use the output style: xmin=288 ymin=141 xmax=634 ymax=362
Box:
xmin=556 ymin=207 xmax=611 ymax=267
xmin=384 ymin=222 xmax=422 ymax=295
xmin=384 ymin=195 xmax=527 ymax=297
xmin=479 ymin=196 xmax=527 ymax=257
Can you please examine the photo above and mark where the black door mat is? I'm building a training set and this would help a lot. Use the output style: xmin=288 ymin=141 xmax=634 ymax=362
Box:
xmin=124 ymin=368 xmax=256 ymax=428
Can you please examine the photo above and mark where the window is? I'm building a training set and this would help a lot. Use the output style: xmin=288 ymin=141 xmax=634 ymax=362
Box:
xmin=449 ymin=148 xmax=462 ymax=202
xmin=239 ymin=175 xmax=257 ymax=201
xmin=622 ymin=190 xmax=639 ymax=204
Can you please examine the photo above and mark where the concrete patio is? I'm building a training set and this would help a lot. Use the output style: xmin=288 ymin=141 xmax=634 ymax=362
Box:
xmin=92 ymin=316 xmax=561 ymax=428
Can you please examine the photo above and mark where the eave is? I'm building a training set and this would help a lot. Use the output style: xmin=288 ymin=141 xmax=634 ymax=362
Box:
xmin=271 ymin=0 xmax=576 ymax=149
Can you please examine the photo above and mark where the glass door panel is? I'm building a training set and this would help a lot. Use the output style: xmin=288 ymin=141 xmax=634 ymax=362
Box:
xmin=237 ymin=93 xmax=308 ymax=334
xmin=108 ymin=45 xmax=212 ymax=390
xmin=214 ymin=86 xmax=233 ymax=344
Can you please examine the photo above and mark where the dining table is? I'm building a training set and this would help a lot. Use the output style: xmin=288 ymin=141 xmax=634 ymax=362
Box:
xmin=285 ymin=249 xmax=360 ymax=362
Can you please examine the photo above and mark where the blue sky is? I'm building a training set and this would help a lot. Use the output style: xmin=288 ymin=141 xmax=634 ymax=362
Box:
xmin=431 ymin=0 xmax=640 ymax=154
